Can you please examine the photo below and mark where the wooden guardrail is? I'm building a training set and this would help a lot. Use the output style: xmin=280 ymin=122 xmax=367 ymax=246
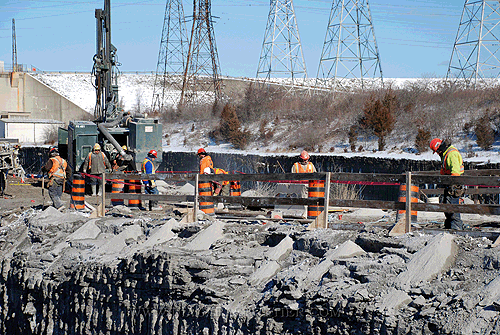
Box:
xmin=103 ymin=170 xmax=500 ymax=232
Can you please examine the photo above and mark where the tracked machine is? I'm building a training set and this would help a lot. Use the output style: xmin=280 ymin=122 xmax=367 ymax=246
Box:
xmin=59 ymin=0 xmax=162 ymax=173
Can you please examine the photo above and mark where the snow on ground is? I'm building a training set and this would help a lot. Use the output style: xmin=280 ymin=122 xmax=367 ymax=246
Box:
xmin=33 ymin=72 xmax=500 ymax=164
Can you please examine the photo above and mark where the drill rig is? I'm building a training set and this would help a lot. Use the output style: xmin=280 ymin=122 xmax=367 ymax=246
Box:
xmin=59 ymin=0 xmax=162 ymax=173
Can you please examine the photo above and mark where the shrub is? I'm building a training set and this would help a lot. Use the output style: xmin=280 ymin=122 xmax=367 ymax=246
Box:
xmin=475 ymin=114 xmax=495 ymax=150
xmin=348 ymin=125 xmax=358 ymax=152
xmin=210 ymin=103 xmax=250 ymax=149
xmin=43 ymin=125 xmax=59 ymax=145
xmin=360 ymin=90 xmax=397 ymax=151
xmin=415 ymin=128 xmax=431 ymax=154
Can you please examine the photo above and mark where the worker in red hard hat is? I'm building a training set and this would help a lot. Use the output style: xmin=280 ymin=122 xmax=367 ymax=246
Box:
xmin=42 ymin=146 xmax=70 ymax=211
xmin=429 ymin=138 xmax=464 ymax=230
xmin=291 ymin=150 xmax=316 ymax=173
xmin=142 ymin=149 xmax=162 ymax=211
xmin=197 ymin=148 xmax=213 ymax=174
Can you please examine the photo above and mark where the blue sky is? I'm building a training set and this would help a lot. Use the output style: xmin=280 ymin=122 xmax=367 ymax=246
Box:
xmin=0 ymin=0 xmax=462 ymax=78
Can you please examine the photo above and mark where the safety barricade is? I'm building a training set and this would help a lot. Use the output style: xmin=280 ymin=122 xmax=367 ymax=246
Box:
xmin=70 ymin=174 xmax=85 ymax=210
xmin=308 ymin=180 xmax=325 ymax=219
xmin=198 ymin=181 xmax=215 ymax=215
xmin=128 ymin=180 xmax=142 ymax=208
xmin=396 ymin=183 xmax=419 ymax=223
xmin=111 ymin=179 xmax=125 ymax=206
xmin=230 ymin=180 xmax=241 ymax=196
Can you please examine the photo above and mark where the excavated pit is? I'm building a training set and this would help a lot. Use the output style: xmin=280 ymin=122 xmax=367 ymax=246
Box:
xmin=1 ymin=205 xmax=500 ymax=334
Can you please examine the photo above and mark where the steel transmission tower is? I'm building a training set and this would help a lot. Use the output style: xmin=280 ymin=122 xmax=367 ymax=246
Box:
xmin=152 ymin=0 xmax=189 ymax=113
xmin=180 ymin=0 xmax=222 ymax=106
xmin=256 ymin=0 xmax=308 ymax=85
xmin=316 ymin=0 xmax=383 ymax=91
xmin=447 ymin=0 xmax=500 ymax=87
xmin=12 ymin=19 xmax=18 ymax=72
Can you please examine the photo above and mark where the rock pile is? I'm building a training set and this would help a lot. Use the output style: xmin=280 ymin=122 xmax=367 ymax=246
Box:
xmin=1 ymin=206 xmax=500 ymax=334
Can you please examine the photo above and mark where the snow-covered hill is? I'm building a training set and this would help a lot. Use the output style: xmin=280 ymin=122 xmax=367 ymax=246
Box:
xmin=32 ymin=72 xmax=500 ymax=164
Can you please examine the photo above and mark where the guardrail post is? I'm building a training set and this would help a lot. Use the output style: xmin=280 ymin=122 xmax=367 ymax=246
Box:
xmin=194 ymin=174 xmax=199 ymax=221
xmin=323 ymin=172 xmax=331 ymax=229
xmin=101 ymin=172 xmax=106 ymax=217
xmin=405 ymin=171 xmax=411 ymax=233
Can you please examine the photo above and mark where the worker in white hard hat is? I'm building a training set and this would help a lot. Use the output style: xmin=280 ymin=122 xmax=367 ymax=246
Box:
xmin=82 ymin=143 xmax=112 ymax=196
xmin=291 ymin=150 xmax=316 ymax=173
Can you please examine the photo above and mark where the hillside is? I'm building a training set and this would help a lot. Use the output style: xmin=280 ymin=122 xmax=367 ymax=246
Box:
xmin=32 ymin=73 xmax=500 ymax=164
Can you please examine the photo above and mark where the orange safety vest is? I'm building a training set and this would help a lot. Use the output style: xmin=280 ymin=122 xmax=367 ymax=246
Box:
xmin=441 ymin=147 xmax=464 ymax=176
xmin=200 ymin=155 xmax=214 ymax=174
xmin=88 ymin=151 xmax=106 ymax=171
xmin=48 ymin=156 xmax=67 ymax=179
xmin=214 ymin=168 xmax=230 ymax=186
xmin=293 ymin=162 xmax=315 ymax=173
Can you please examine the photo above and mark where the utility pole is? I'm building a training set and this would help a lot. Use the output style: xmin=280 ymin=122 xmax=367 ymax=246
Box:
xmin=12 ymin=19 xmax=18 ymax=72
xmin=152 ymin=0 xmax=189 ymax=113
xmin=316 ymin=0 xmax=383 ymax=92
xmin=447 ymin=0 xmax=500 ymax=87
xmin=180 ymin=0 xmax=222 ymax=107
xmin=256 ymin=0 xmax=308 ymax=86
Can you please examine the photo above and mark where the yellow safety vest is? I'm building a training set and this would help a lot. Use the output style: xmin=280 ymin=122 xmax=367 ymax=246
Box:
xmin=142 ymin=157 xmax=156 ymax=187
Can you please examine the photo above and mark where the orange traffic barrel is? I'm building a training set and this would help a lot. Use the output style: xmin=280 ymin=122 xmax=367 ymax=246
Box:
xmin=128 ymin=180 xmax=142 ymax=208
xmin=198 ymin=181 xmax=215 ymax=215
xmin=308 ymin=180 xmax=325 ymax=219
xmin=230 ymin=180 xmax=241 ymax=196
xmin=111 ymin=179 xmax=124 ymax=206
xmin=70 ymin=174 xmax=85 ymax=210
xmin=396 ymin=183 xmax=419 ymax=223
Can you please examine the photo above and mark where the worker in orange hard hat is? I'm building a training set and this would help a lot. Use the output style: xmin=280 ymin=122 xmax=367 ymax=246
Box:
xmin=291 ymin=150 xmax=316 ymax=173
xmin=429 ymin=138 xmax=464 ymax=230
xmin=197 ymin=148 xmax=213 ymax=174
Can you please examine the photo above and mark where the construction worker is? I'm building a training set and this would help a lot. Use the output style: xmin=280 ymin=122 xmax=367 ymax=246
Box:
xmin=198 ymin=148 xmax=213 ymax=174
xmin=206 ymin=167 xmax=231 ymax=196
xmin=82 ymin=143 xmax=112 ymax=196
xmin=41 ymin=147 xmax=69 ymax=210
xmin=430 ymin=138 xmax=465 ymax=230
xmin=142 ymin=149 xmax=161 ymax=211
xmin=112 ymin=145 xmax=132 ymax=172
xmin=292 ymin=150 xmax=317 ymax=173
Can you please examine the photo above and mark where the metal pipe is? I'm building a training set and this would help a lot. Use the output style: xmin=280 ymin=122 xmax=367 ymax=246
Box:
xmin=97 ymin=123 xmax=132 ymax=161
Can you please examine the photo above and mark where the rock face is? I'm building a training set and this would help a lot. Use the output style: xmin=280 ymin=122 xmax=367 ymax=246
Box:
xmin=1 ymin=207 xmax=500 ymax=334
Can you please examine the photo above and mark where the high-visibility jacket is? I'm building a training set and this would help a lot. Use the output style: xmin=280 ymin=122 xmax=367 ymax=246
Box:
xmin=142 ymin=157 xmax=156 ymax=187
xmin=48 ymin=156 xmax=67 ymax=179
xmin=214 ymin=168 xmax=230 ymax=186
xmin=87 ymin=151 xmax=106 ymax=171
xmin=200 ymin=155 xmax=214 ymax=174
xmin=292 ymin=161 xmax=316 ymax=173
xmin=440 ymin=146 xmax=464 ymax=176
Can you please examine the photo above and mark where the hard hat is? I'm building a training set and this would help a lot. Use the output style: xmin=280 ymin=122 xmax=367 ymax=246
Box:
xmin=148 ymin=149 xmax=158 ymax=158
xmin=93 ymin=143 xmax=101 ymax=151
xmin=429 ymin=138 xmax=442 ymax=153
xmin=300 ymin=150 xmax=310 ymax=160
xmin=197 ymin=148 xmax=206 ymax=155
xmin=121 ymin=145 xmax=128 ymax=151
xmin=203 ymin=167 xmax=212 ymax=174
xmin=49 ymin=147 xmax=59 ymax=156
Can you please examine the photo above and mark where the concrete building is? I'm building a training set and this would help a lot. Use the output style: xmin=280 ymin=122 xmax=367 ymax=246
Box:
xmin=0 ymin=119 xmax=65 ymax=144
xmin=0 ymin=67 xmax=90 ymax=125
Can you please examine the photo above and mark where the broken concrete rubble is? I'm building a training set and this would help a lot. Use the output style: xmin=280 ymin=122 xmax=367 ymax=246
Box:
xmin=0 ymin=205 xmax=500 ymax=334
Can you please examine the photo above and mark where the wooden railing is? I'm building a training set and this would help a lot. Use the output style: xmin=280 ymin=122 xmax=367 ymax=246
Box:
xmin=101 ymin=170 xmax=500 ymax=231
